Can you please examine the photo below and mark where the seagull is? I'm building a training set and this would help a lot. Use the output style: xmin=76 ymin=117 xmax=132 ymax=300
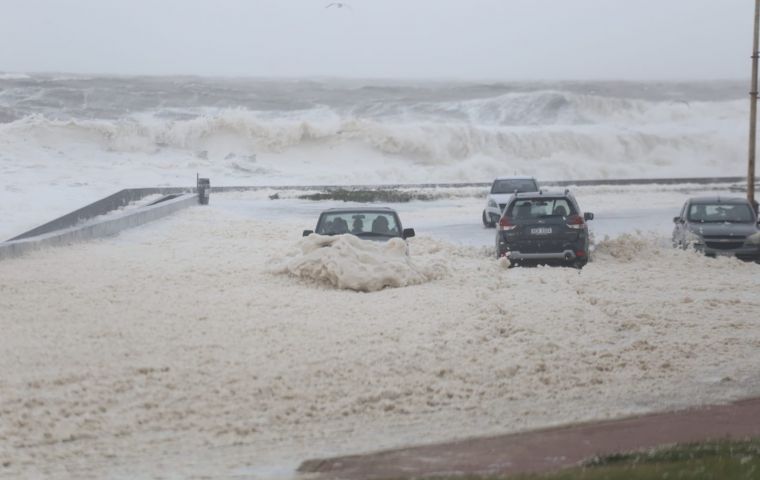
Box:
xmin=326 ymin=2 xmax=351 ymax=9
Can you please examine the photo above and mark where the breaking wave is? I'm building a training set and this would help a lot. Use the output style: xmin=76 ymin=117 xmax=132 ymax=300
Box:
xmin=0 ymin=91 xmax=746 ymax=166
xmin=0 ymin=76 xmax=751 ymax=186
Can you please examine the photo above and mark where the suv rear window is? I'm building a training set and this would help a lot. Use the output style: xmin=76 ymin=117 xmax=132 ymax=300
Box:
xmin=506 ymin=198 xmax=576 ymax=219
xmin=491 ymin=179 xmax=538 ymax=194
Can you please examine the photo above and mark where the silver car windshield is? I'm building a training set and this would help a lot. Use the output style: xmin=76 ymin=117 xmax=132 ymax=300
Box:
xmin=687 ymin=204 xmax=755 ymax=223
xmin=491 ymin=179 xmax=538 ymax=194
xmin=317 ymin=212 xmax=400 ymax=236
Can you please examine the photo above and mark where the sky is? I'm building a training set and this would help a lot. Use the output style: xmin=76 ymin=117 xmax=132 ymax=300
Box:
xmin=0 ymin=0 xmax=754 ymax=80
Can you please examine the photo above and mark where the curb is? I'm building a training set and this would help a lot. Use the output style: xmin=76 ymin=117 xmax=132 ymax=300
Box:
xmin=299 ymin=398 xmax=760 ymax=479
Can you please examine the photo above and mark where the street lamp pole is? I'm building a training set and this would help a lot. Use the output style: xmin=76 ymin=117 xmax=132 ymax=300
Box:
xmin=749 ymin=0 xmax=759 ymax=208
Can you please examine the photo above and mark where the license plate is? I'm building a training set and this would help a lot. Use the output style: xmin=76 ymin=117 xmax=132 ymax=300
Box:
xmin=530 ymin=227 xmax=552 ymax=235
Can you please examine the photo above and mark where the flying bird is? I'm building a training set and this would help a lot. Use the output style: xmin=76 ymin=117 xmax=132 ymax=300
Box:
xmin=326 ymin=2 xmax=351 ymax=9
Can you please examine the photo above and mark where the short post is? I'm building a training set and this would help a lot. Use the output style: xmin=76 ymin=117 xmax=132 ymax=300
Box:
xmin=749 ymin=0 xmax=760 ymax=210
xmin=197 ymin=177 xmax=210 ymax=205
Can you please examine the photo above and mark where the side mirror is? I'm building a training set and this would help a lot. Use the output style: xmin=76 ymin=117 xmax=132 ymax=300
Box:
xmin=402 ymin=228 xmax=416 ymax=239
xmin=584 ymin=212 xmax=594 ymax=221
xmin=302 ymin=230 xmax=314 ymax=237
xmin=673 ymin=217 xmax=682 ymax=224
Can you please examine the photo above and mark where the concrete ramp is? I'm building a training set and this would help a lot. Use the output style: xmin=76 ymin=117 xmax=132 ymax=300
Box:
xmin=0 ymin=193 xmax=197 ymax=261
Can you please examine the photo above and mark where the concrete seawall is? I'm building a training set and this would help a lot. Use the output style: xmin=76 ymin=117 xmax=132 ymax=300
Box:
xmin=0 ymin=194 xmax=198 ymax=261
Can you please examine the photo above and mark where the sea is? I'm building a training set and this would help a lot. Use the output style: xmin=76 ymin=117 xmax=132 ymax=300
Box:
xmin=0 ymin=72 xmax=751 ymax=237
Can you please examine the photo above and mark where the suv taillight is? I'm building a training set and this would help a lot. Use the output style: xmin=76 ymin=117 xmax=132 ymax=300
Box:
xmin=566 ymin=214 xmax=584 ymax=229
xmin=499 ymin=216 xmax=516 ymax=231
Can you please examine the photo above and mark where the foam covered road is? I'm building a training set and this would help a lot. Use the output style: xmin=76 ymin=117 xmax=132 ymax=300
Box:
xmin=1 ymin=186 xmax=760 ymax=479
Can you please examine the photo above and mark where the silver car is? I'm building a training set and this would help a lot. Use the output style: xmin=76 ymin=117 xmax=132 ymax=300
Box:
xmin=482 ymin=176 xmax=539 ymax=228
xmin=672 ymin=196 xmax=760 ymax=261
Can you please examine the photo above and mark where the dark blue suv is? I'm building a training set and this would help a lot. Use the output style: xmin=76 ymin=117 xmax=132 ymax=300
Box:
xmin=495 ymin=190 xmax=594 ymax=268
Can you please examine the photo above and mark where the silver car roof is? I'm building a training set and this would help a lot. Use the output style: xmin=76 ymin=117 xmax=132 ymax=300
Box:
xmin=493 ymin=175 xmax=537 ymax=181
xmin=688 ymin=196 xmax=751 ymax=205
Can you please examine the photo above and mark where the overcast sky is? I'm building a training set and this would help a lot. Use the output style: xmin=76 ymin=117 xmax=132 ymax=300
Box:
xmin=0 ymin=0 xmax=753 ymax=80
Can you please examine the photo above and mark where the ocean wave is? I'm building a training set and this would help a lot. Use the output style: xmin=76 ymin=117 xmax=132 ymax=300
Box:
xmin=447 ymin=91 xmax=724 ymax=125
xmin=0 ymin=72 xmax=31 ymax=80
xmin=335 ymin=90 xmax=745 ymax=127
xmin=0 ymin=94 xmax=744 ymax=167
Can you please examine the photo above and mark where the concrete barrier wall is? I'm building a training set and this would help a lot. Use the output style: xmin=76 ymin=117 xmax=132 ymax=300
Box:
xmin=0 ymin=194 xmax=198 ymax=261
xmin=8 ymin=176 xmax=756 ymax=242
xmin=207 ymin=175 xmax=755 ymax=192
xmin=9 ymin=187 xmax=196 ymax=241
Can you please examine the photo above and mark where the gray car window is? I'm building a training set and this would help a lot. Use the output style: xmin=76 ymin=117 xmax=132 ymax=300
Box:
xmin=687 ymin=204 xmax=754 ymax=223
xmin=317 ymin=213 xmax=400 ymax=235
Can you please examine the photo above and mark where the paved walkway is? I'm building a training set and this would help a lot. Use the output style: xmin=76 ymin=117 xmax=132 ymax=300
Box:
xmin=298 ymin=398 xmax=760 ymax=479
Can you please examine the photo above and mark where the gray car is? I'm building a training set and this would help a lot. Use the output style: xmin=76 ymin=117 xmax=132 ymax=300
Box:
xmin=672 ymin=196 xmax=760 ymax=261
xmin=303 ymin=207 xmax=416 ymax=241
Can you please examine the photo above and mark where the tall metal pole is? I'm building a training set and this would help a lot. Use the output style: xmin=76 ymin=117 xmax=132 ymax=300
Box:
xmin=749 ymin=0 xmax=759 ymax=208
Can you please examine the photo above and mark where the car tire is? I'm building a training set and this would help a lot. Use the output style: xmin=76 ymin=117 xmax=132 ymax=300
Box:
xmin=482 ymin=210 xmax=495 ymax=228
xmin=573 ymin=260 xmax=587 ymax=269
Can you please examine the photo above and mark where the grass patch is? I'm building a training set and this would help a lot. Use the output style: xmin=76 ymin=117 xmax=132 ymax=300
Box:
xmin=425 ymin=438 xmax=760 ymax=480
xmin=297 ymin=189 xmax=436 ymax=203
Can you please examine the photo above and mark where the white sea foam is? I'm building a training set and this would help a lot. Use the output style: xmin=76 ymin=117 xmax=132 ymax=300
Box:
xmin=269 ymin=234 xmax=448 ymax=292
xmin=2 ymin=209 xmax=759 ymax=478
xmin=592 ymin=233 xmax=666 ymax=262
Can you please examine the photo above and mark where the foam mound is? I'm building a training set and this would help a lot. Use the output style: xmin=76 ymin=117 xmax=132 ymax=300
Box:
xmin=270 ymin=234 xmax=447 ymax=292
xmin=592 ymin=233 xmax=668 ymax=262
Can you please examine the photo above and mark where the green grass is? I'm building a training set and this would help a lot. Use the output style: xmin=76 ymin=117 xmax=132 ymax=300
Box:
xmin=428 ymin=439 xmax=760 ymax=480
